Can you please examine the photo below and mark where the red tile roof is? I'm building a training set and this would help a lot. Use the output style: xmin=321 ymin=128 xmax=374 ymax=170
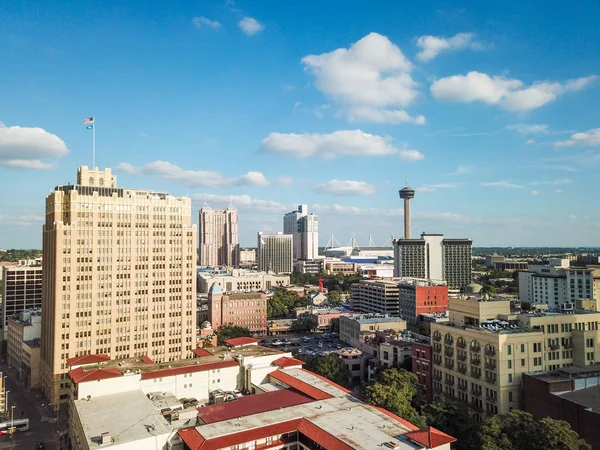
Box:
xmin=69 ymin=367 xmax=123 ymax=384
xmin=224 ymin=337 xmax=260 ymax=346
xmin=272 ymin=356 xmax=305 ymax=368
xmin=197 ymin=389 xmax=313 ymax=424
xmin=140 ymin=356 xmax=154 ymax=364
xmin=297 ymin=419 xmax=355 ymax=450
xmin=269 ymin=370 xmax=333 ymax=400
xmin=140 ymin=359 xmax=239 ymax=380
xmin=66 ymin=354 xmax=110 ymax=367
xmin=405 ymin=426 xmax=457 ymax=448
xmin=192 ymin=348 xmax=213 ymax=358
xmin=179 ymin=419 xmax=301 ymax=450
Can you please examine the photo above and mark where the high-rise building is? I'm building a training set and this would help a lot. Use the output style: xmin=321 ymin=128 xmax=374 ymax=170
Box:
xmin=40 ymin=166 xmax=197 ymax=409
xmin=257 ymin=232 xmax=293 ymax=274
xmin=394 ymin=233 xmax=472 ymax=289
xmin=1 ymin=259 xmax=43 ymax=339
xmin=283 ymin=205 xmax=318 ymax=260
xmin=198 ymin=206 xmax=239 ymax=267
xmin=430 ymin=295 xmax=600 ymax=420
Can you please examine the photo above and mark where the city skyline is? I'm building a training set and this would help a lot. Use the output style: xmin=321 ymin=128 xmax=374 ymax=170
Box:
xmin=2 ymin=1 xmax=600 ymax=248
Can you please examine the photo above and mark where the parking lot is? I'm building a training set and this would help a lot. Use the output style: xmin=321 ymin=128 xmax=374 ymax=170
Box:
xmin=259 ymin=332 xmax=347 ymax=357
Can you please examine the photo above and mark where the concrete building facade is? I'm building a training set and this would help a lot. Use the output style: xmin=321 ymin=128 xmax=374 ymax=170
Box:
xmin=431 ymin=295 xmax=600 ymax=420
xmin=351 ymin=280 xmax=401 ymax=316
xmin=208 ymin=284 xmax=268 ymax=334
xmin=340 ymin=314 xmax=407 ymax=348
xmin=394 ymin=233 xmax=472 ymax=289
xmin=283 ymin=205 xmax=318 ymax=261
xmin=40 ymin=166 xmax=197 ymax=409
xmin=197 ymin=269 xmax=289 ymax=294
xmin=257 ymin=232 xmax=293 ymax=274
xmin=7 ymin=308 xmax=42 ymax=388
xmin=198 ymin=206 xmax=239 ymax=267
xmin=1 ymin=259 xmax=43 ymax=339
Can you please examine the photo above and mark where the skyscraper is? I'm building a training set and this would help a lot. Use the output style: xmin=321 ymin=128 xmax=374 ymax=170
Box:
xmin=257 ymin=232 xmax=293 ymax=274
xmin=1 ymin=259 xmax=42 ymax=339
xmin=40 ymin=166 xmax=197 ymax=409
xmin=198 ymin=206 xmax=239 ymax=267
xmin=283 ymin=205 xmax=318 ymax=260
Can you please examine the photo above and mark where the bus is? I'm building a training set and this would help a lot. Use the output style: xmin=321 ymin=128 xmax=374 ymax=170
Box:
xmin=0 ymin=418 xmax=30 ymax=433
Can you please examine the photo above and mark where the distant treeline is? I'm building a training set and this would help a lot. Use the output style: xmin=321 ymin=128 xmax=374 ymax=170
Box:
xmin=0 ymin=249 xmax=42 ymax=262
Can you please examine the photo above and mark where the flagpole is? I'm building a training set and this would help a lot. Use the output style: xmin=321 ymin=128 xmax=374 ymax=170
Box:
xmin=92 ymin=117 xmax=96 ymax=169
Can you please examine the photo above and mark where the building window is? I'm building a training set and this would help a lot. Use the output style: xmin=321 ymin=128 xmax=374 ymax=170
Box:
xmin=520 ymin=344 xmax=525 ymax=352
xmin=507 ymin=345 xmax=512 ymax=355
xmin=509 ymin=392 xmax=513 ymax=402
xmin=507 ymin=360 xmax=512 ymax=369
xmin=521 ymin=359 xmax=525 ymax=367
xmin=508 ymin=374 xmax=513 ymax=383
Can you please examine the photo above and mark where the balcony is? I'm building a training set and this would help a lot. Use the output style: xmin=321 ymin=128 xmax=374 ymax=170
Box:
xmin=471 ymin=389 xmax=482 ymax=397
xmin=432 ymin=334 xmax=441 ymax=342
xmin=445 ymin=378 xmax=455 ymax=386
xmin=471 ymin=371 xmax=481 ymax=379
xmin=486 ymin=395 xmax=497 ymax=403
xmin=470 ymin=345 xmax=481 ymax=353
xmin=445 ymin=362 xmax=454 ymax=370
xmin=458 ymin=384 xmax=468 ymax=392
xmin=485 ymin=362 xmax=497 ymax=371
xmin=457 ymin=353 xmax=467 ymax=362
xmin=433 ymin=344 xmax=442 ymax=353
xmin=485 ymin=349 xmax=496 ymax=357
xmin=444 ymin=338 xmax=454 ymax=346
xmin=470 ymin=402 xmax=483 ymax=412
xmin=458 ymin=366 xmax=467 ymax=374
xmin=433 ymin=356 xmax=443 ymax=365
xmin=444 ymin=348 xmax=454 ymax=357
xmin=433 ymin=373 xmax=442 ymax=381
xmin=485 ymin=376 xmax=497 ymax=385
xmin=434 ymin=385 xmax=443 ymax=393
xmin=457 ymin=341 xmax=466 ymax=349
xmin=471 ymin=358 xmax=481 ymax=366
xmin=548 ymin=343 xmax=560 ymax=351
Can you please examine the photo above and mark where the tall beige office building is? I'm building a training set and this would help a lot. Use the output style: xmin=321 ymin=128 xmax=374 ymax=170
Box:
xmin=198 ymin=206 xmax=239 ymax=267
xmin=40 ymin=167 xmax=197 ymax=408
xmin=257 ymin=232 xmax=293 ymax=274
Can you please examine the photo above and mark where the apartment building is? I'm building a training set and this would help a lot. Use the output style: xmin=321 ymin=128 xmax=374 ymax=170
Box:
xmin=399 ymin=281 xmax=449 ymax=322
xmin=208 ymin=284 xmax=268 ymax=334
xmin=1 ymin=259 xmax=42 ymax=339
xmin=197 ymin=268 xmax=289 ymax=293
xmin=351 ymin=280 xmax=401 ymax=315
xmin=40 ymin=166 xmax=197 ymax=409
xmin=257 ymin=232 xmax=293 ymax=274
xmin=430 ymin=295 xmax=600 ymax=420
xmin=519 ymin=258 xmax=600 ymax=308
xmin=7 ymin=308 xmax=42 ymax=389
xmin=394 ymin=233 xmax=472 ymax=289
xmin=283 ymin=205 xmax=318 ymax=261
xmin=198 ymin=206 xmax=239 ymax=267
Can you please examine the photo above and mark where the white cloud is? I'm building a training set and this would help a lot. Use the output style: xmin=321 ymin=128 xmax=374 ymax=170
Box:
xmin=192 ymin=193 xmax=291 ymax=213
xmin=445 ymin=166 xmax=473 ymax=176
xmin=416 ymin=32 xmax=484 ymax=62
xmin=238 ymin=17 xmax=264 ymax=35
xmin=431 ymin=72 xmax=598 ymax=112
xmin=555 ymin=189 xmax=562 ymax=193
xmin=314 ymin=180 xmax=376 ymax=196
xmin=416 ymin=182 xmax=464 ymax=193
xmin=531 ymin=190 xmax=539 ymax=196
xmin=0 ymin=125 xmax=68 ymax=169
xmin=568 ymin=214 xmax=577 ymax=220
xmin=399 ymin=149 xmax=425 ymax=161
xmin=274 ymin=176 xmax=293 ymax=185
xmin=416 ymin=187 xmax=436 ymax=193
xmin=261 ymin=130 xmax=422 ymax=160
xmin=301 ymin=33 xmax=425 ymax=124
xmin=530 ymin=178 xmax=572 ymax=186
xmin=481 ymin=181 xmax=524 ymax=189
xmin=192 ymin=16 xmax=222 ymax=29
xmin=0 ymin=211 xmax=44 ymax=227
xmin=506 ymin=123 xmax=549 ymax=134
xmin=555 ymin=128 xmax=600 ymax=147
xmin=117 ymin=161 xmax=270 ymax=188
xmin=525 ymin=139 xmax=536 ymax=145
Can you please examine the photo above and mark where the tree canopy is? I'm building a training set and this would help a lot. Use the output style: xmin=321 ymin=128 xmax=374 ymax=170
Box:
xmin=0 ymin=249 xmax=42 ymax=262
xmin=267 ymin=289 xmax=308 ymax=319
xmin=215 ymin=324 xmax=251 ymax=346
xmin=476 ymin=410 xmax=591 ymax=450
xmin=297 ymin=353 xmax=351 ymax=388
xmin=361 ymin=368 xmax=426 ymax=428
xmin=421 ymin=399 xmax=478 ymax=450
xmin=326 ymin=290 xmax=343 ymax=304
xmin=290 ymin=315 xmax=318 ymax=332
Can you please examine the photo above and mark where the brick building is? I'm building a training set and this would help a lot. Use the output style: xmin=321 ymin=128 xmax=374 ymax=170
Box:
xmin=208 ymin=284 xmax=267 ymax=334
xmin=399 ymin=281 xmax=449 ymax=322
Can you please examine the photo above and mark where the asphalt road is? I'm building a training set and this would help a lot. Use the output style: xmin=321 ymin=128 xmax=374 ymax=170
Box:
xmin=0 ymin=364 xmax=62 ymax=450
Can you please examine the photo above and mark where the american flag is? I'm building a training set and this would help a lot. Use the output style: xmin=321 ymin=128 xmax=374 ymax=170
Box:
xmin=83 ymin=117 xmax=94 ymax=125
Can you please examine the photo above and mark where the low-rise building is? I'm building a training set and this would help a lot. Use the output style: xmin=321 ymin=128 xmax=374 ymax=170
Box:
xmin=399 ymin=280 xmax=449 ymax=322
xmin=485 ymin=254 xmax=528 ymax=271
xmin=208 ymin=284 xmax=268 ymax=334
xmin=431 ymin=294 xmax=600 ymax=420
xmin=340 ymin=314 xmax=406 ymax=349
xmin=522 ymin=366 xmax=600 ymax=449
xmin=323 ymin=260 xmax=359 ymax=275
xmin=198 ymin=268 xmax=289 ymax=294
xmin=7 ymin=308 xmax=41 ymax=388
xmin=239 ymin=248 xmax=257 ymax=264
xmin=338 ymin=346 xmax=367 ymax=382
xmin=267 ymin=318 xmax=294 ymax=335
xmin=68 ymin=346 xmax=456 ymax=450
xmin=293 ymin=259 xmax=324 ymax=274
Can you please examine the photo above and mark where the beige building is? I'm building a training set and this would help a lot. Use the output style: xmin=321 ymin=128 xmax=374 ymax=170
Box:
xmin=257 ymin=232 xmax=293 ymax=274
xmin=198 ymin=206 xmax=239 ymax=267
xmin=40 ymin=166 xmax=197 ymax=409
xmin=197 ymin=269 xmax=289 ymax=293
xmin=340 ymin=314 xmax=407 ymax=348
xmin=7 ymin=308 xmax=42 ymax=389
xmin=351 ymin=280 xmax=401 ymax=315
xmin=431 ymin=296 xmax=600 ymax=420
xmin=1 ymin=259 xmax=43 ymax=339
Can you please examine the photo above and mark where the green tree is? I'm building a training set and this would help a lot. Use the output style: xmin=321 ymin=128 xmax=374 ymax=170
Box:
xmin=297 ymin=353 xmax=351 ymax=388
xmin=476 ymin=410 xmax=591 ymax=450
xmin=201 ymin=337 xmax=213 ymax=348
xmin=290 ymin=315 xmax=318 ymax=332
xmin=326 ymin=290 xmax=343 ymax=304
xmin=215 ymin=324 xmax=251 ymax=346
xmin=267 ymin=289 xmax=308 ymax=319
xmin=361 ymin=368 xmax=426 ymax=428
xmin=0 ymin=249 xmax=42 ymax=262
xmin=421 ymin=399 xmax=479 ymax=450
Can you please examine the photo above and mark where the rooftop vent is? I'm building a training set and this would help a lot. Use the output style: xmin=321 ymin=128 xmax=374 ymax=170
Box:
xmin=100 ymin=432 xmax=112 ymax=445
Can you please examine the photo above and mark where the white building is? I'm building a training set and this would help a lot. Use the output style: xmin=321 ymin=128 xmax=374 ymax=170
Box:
xmin=197 ymin=268 xmax=289 ymax=293
xmin=257 ymin=232 xmax=293 ymax=274
xmin=394 ymin=233 xmax=472 ymax=289
xmin=283 ymin=204 xmax=318 ymax=260
xmin=519 ymin=258 xmax=600 ymax=308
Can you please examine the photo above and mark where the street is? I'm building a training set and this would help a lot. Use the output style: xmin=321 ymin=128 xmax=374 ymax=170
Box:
xmin=0 ymin=364 xmax=62 ymax=450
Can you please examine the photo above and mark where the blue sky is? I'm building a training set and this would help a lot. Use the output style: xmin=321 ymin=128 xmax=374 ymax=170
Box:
xmin=1 ymin=0 xmax=600 ymax=248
